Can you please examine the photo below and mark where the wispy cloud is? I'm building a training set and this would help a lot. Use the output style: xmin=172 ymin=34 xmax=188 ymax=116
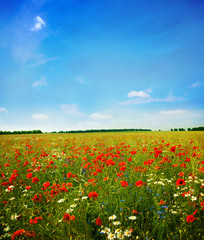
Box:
xmin=0 ymin=107 xmax=8 ymax=113
xmin=189 ymin=81 xmax=201 ymax=88
xmin=32 ymin=114 xmax=49 ymax=120
xmin=160 ymin=109 xmax=189 ymax=115
xmin=27 ymin=56 xmax=58 ymax=68
xmin=60 ymin=104 xmax=83 ymax=116
xmin=0 ymin=14 xmax=48 ymax=63
xmin=121 ymin=92 xmax=183 ymax=105
xmin=76 ymin=77 xmax=85 ymax=84
xmin=128 ymin=90 xmax=150 ymax=98
xmin=33 ymin=75 xmax=48 ymax=88
xmin=30 ymin=16 xmax=46 ymax=32
xmin=89 ymin=113 xmax=112 ymax=120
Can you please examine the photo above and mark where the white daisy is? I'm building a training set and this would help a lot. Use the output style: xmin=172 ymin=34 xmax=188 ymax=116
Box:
xmin=82 ymin=196 xmax=88 ymax=200
xmin=70 ymin=203 xmax=77 ymax=208
xmin=113 ymin=221 xmax=121 ymax=225
xmin=11 ymin=213 xmax=18 ymax=220
xmin=109 ymin=215 xmax=117 ymax=221
xmin=129 ymin=216 xmax=137 ymax=220
xmin=124 ymin=230 xmax=132 ymax=237
xmin=107 ymin=233 xmax=116 ymax=239
xmin=66 ymin=208 xmax=73 ymax=213
xmin=191 ymin=196 xmax=197 ymax=201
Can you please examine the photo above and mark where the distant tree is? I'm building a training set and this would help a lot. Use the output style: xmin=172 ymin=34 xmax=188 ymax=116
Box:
xmin=179 ymin=128 xmax=185 ymax=131
xmin=32 ymin=130 xmax=42 ymax=134
xmin=191 ymin=126 xmax=204 ymax=131
xmin=174 ymin=128 xmax=178 ymax=131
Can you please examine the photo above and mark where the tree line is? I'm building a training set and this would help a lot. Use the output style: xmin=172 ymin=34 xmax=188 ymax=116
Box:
xmin=0 ymin=130 xmax=42 ymax=135
xmin=51 ymin=128 xmax=152 ymax=134
xmin=171 ymin=126 xmax=204 ymax=131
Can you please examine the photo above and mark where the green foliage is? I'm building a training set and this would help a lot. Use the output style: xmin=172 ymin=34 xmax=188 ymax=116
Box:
xmin=0 ymin=130 xmax=42 ymax=135
xmin=188 ymin=126 xmax=204 ymax=131
xmin=55 ymin=129 xmax=152 ymax=134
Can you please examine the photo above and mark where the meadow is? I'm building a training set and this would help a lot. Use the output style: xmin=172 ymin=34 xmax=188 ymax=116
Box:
xmin=0 ymin=131 xmax=204 ymax=240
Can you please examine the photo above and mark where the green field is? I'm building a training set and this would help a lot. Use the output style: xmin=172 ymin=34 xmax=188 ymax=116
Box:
xmin=0 ymin=132 xmax=204 ymax=239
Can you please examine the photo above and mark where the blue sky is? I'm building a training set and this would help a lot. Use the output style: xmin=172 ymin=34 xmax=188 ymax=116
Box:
xmin=0 ymin=0 xmax=204 ymax=131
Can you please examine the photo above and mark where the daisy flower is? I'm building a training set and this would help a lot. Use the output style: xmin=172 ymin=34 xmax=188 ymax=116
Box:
xmin=70 ymin=203 xmax=77 ymax=208
xmin=124 ymin=230 xmax=132 ymax=237
xmin=191 ymin=196 xmax=197 ymax=201
xmin=108 ymin=233 xmax=116 ymax=239
xmin=109 ymin=215 xmax=117 ymax=221
xmin=113 ymin=221 xmax=121 ymax=225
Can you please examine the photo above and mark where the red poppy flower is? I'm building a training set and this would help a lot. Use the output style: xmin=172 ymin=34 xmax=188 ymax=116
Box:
xmin=120 ymin=166 xmax=126 ymax=171
xmin=132 ymin=210 xmax=138 ymax=214
xmin=63 ymin=213 xmax=71 ymax=222
xmin=118 ymin=162 xmax=126 ymax=166
xmin=27 ymin=173 xmax=32 ymax=179
xmin=11 ymin=229 xmax=25 ymax=239
xmin=43 ymin=181 xmax=50 ymax=189
xmin=170 ymin=146 xmax=176 ymax=152
xmin=178 ymin=172 xmax=184 ymax=177
xmin=67 ymin=172 xmax=75 ymax=178
xmin=135 ymin=180 xmax=144 ymax=187
xmin=186 ymin=215 xmax=196 ymax=223
xmin=159 ymin=199 xmax=165 ymax=205
xmin=180 ymin=163 xmax=186 ymax=168
xmin=2 ymin=182 xmax=9 ymax=186
xmin=176 ymin=178 xmax=186 ymax=187
xmin=95 ymin=217 xmax=102 ymax=226
xmin=121 ymin=180 xmax=128 ymax=187
xmin=32 ymin=177 xmax=39 ymax=184
xmin=32 ymin=194 xmax=42 ymax=202
xmin=88 ymin=191 xmax=98 ymax=199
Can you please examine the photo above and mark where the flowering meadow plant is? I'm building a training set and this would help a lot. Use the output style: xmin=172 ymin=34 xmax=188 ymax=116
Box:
xmin=0 ymin=131 xmax=204 ymax=239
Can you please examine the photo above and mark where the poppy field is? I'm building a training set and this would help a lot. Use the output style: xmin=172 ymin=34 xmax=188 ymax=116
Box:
xmin=0 ymin=131 xmax=204 ymax=240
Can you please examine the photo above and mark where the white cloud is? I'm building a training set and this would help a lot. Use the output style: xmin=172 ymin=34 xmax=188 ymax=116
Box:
xmin=60 ymin=104 xmax=82 ymax=116
xmin=0 ymin=107 xmax=8 ymax=113
xmin=30 ymin=16 xmax=46 ymax=32
xmin=127 ymin=90 xmax=150 ymax=98
xmin=0 ymin=3 xmax=48 ymax=64
xmin=89 ymin=113 xmax=112 ymax=120
xmin=160 ymin=110 xmax=189 ymax=115
xmin=32 ymin=114 xmax=49 ymax=120
xmin=33 ymin=75 xmax=48 ymax=88
xmin=76 ymin=77 xmax=85 ymax=84
xmin=121 ymin=92 xmax=183 ymax=105
xmin=189 ymin=81 xmax=201 ymax=88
